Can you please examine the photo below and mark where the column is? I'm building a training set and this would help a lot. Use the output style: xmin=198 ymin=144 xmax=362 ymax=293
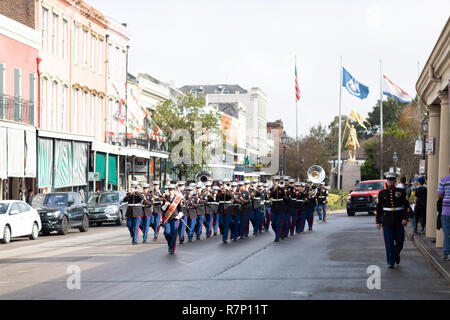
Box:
xmin=436 ymin=91 xmax=449 ymax=247
xmin=425 ymin=105 xmax=440 ymax=239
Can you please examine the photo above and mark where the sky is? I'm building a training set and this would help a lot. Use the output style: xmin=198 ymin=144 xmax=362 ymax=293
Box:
xmin=87 ymin=0 xmax=449 ymax=138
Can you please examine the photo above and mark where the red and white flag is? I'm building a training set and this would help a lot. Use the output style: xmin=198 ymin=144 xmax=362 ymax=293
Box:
xmin=295 ymin=63 xmax=301 ymax=101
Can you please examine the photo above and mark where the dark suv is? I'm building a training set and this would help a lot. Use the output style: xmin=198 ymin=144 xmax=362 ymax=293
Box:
xmin=31 ymin=192 xmax=89 ymax=235
xmin=87 ymin=191 xmax=127 ymax=226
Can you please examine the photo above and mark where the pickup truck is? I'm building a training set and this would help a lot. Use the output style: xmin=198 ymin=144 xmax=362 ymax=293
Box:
xmin=346 ymin=180 xmax=387 ymax=216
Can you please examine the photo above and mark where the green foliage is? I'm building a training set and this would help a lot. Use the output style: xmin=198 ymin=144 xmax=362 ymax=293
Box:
xmin=366 ymin=98 xmax=408 ymax=136
xmin=153 ymin=93 xmax=221 ymax=180
xmin=360 ymin=139 xmax=380 ymax=180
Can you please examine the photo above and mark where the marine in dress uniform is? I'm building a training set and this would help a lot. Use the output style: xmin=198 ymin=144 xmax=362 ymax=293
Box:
xmin=263 ymin=183 xmax=272 ymax=231
xmin=162 ymin=185 xmax=183 ymax=254
xmin=295 ymin=183 xmax=307 ymax=233
xmin=217 ymin=180 xmax=226 ymax=235
xmin=286 ymin=179 xmax=298 ymax=237
xmin=151 ymin=181 xmax=163 ymax=240
xmin=376 ymin=172 xmax=410 ymax=268
xmin=186 ymin=186 xmax=198 ymax=242
xmin=250 ymin=179 xmax=264 ymax=235
xmin=280 ymin=176 xmax=291 ymax=239
xmin=139 ymin=184 xmax=153 ymax=243
xmin=177 ymin=181 xmax=188 ymax=244
xmin=316 ymin=183 xmax=328 ymax=223
xmin=204 ymin=182 xmax=215 ymax=238
xmin=231 ymin=182 xmax=242 ymax=241
xmin=195 ymin=182 xmax=206 ymax=240
xmin=211 ymin=186 xmax=220 ymax=236
xmin=305 ymin=181 xmax=316 ymax=231
xmin=268 ymin=176 xmax=286 ymax=242
xmin=123 ymin=181 xmax=145 ymax=245
xmin=216 ymin=180 xmax=234 ymax=243
xmin=239 ymin=181 xmax=252 ymax=239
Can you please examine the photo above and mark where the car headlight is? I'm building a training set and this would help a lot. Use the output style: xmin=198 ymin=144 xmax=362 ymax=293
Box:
xmin=347 ymin=195 xmax=352 ymax=201
xmin=371 ymin=195 xmax=378 ymax=202
xmin=47 ymin=211 xmax=61 ymax=217
xmin=105 ymin=205 xmax=118 ymax=215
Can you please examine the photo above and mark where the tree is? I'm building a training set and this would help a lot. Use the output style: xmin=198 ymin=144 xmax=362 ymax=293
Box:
xmin=152 ymin=93 xmax=221 ymax=180
xmin=366 ymin=97 xmax=409 ymax=137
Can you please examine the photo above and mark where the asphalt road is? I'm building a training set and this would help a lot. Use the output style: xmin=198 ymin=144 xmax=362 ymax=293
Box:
xmin=0 ymin=212 xmax=449 ymax=300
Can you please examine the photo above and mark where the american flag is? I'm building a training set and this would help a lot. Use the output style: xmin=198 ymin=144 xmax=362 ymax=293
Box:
xmin=295 ymin=63 xmax=301 ymax=101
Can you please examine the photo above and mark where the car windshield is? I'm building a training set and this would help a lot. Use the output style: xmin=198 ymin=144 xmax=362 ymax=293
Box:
xmin=0 ymin=203 xmax=9 ymax=214
xmin=44 ymin=194 xmax=68 ymax=207
xmin=88 ymin=194 xmax=100 ymax=204
xmin=99 ymin=193 xmax=119 ymax=203
xmin=355 ymin=182 xmax=385 ymax=191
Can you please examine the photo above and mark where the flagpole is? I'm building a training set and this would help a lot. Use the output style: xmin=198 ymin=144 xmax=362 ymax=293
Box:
xmin=379 ymin=59 xmax=384 ymax=179
xmin=295 ymin=55 xmax=299 ymax=150
xmin=337 ymin=56 xmax=343 ymax=190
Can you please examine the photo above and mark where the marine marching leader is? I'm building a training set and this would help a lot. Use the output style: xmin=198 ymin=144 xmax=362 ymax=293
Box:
xmin=124 ymin=175 xmax=328 ymax=254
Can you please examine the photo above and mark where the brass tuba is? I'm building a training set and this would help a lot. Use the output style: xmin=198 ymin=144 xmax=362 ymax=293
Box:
xmin=307 ymin=165 xmax=325 ymax=184
xmin=195 ymin=171 xmax=213 ymax=184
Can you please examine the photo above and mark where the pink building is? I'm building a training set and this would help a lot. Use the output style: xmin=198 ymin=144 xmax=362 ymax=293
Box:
xmin=0 ymin=12 xmax=40 ymax=200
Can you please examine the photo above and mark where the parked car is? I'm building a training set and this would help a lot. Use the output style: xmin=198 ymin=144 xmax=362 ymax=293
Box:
xmin=31 ymin=192 xmax=89 ymax=235
xmin=87 ymin=191 xmax=127 ymax=226
xmin=346 ymin=180 xmax=388 ymax=216
xmin=0 ymin=200 xmax=42 ymax=244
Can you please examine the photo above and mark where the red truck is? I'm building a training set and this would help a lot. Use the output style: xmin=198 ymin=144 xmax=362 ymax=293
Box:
xmin=346 ymin=180 xmax=388 ymax=216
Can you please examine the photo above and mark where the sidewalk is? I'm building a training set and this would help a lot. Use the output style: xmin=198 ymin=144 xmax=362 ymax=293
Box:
xmin=405 ymin=224 xmax=450 ymax=282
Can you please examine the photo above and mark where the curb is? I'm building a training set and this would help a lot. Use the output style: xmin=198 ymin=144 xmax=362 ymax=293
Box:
xmin=405 ymin=228 xmax=450 ymax=282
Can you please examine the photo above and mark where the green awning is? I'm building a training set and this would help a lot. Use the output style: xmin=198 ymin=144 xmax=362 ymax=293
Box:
xmin=96 ymin=152 xmax=106 ymax=180
xmin=108 ymin=154 xmax=117 ymax=186
xmin=54 ymin=140 xmax=73 ymax=189
xmin=38 ymin=138 xmax=53 ymax=188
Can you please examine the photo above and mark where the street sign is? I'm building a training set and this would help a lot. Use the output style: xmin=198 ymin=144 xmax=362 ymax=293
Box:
xmin=425 ymin=137 xmax=434 ymax=155
xmin=414 ymin=139 xmax=422 ymax=155
xmin=419 ymin=160 xmax=426 ymax=174
xmin=88 ymin=172 xmax=100 ymax=181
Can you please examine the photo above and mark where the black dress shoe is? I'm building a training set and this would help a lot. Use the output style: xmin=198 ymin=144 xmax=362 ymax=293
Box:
xmin=395 ymin=256 xmax=400 ymax=264
xmin=132 ymin=242 xmax=138 ymax=245
xmin=223 ymin=240 xmax=228 ymax=244
xmin=274 ymin=239 xmax=279 ymax=242
xmin=388 ymin=264 xmax=394 ymax=269
xmin=143 ymin=240 xmax=148 ymax=244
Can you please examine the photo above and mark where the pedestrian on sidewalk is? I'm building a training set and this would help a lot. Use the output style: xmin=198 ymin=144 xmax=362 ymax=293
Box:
xmin=414 ymin=177 xmax=427 ymax=234
xmin=376 ymin=172 xmax=411 ymax=269
xmin=437 ymin=165 xmax=450 ymax=261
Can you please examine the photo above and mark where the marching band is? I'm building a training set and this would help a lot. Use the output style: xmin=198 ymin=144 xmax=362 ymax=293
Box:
xmin=125 ymin=169 xmax=328 ymax=254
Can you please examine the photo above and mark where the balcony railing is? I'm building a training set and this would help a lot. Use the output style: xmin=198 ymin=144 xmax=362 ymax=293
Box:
xmin=105 ymin=132 xmax=168 ymax=153
xmin=0 ymin=94 xmax=34 ymax=125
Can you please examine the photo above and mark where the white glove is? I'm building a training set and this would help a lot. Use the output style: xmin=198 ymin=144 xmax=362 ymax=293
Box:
xmin=176 ymin=212 xmax=184 ymax=220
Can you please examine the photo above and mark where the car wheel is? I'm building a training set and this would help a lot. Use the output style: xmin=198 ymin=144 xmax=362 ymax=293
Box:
xmin=58 ymin=216 xmax=69 ymax=235
xmin=347 ymin=210 xmax=355 ymax=217
xmin=115 ymin=211 xmax=123 ymax=226
xmin=79 ymin=214 xmax=89 ymax=232
xmin=29 ymin=222 xmax=39 ymax=240
xmin=2 ymin=225 xmax=11 ymax=244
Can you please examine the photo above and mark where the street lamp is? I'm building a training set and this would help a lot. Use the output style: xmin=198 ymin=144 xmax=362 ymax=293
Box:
xmin=421 ymin=116 xmax=429 ymax=161
xmin=392 ymin=152 xmax=398 ymax=175
xmin=281 ymin=131 xmax=288 ymax=176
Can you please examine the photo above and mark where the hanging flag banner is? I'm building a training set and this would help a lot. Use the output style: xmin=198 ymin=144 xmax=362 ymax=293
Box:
xmin=383 ymin=75 xmax=413 ymax=103
xmin=342 ymin=67 xmax=369 ymax=100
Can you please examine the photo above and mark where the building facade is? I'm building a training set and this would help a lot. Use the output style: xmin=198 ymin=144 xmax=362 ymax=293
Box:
xmin=416 ymin=17 xmax=450 ymax=249
xmin=0 ymin=12 xmax=40 ymax=200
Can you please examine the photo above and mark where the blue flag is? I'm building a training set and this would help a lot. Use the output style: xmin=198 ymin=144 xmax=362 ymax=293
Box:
xmin=342 ymin=67 xmax=369 ymax=100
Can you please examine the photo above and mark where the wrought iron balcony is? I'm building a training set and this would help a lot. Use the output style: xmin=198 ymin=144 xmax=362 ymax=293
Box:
xmin=105 ymin=132 xmax=168 ymax=153
xmin=0 ymin=94 xmax=34 ymax=125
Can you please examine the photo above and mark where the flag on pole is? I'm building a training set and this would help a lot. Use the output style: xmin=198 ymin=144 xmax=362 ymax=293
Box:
xmin=342 ymin=67 xmax=369 ymax=99
xmin=383 ymin=75 xmax=413 ymax=103
xmin=349 ymin=109 xmax=370 ymax=130
xmin=295 ymin=63 xmax=301 ymax=101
